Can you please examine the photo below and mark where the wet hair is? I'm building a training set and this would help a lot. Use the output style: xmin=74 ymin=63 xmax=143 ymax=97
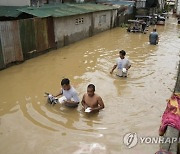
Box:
xmin=87 ymin=84 xmax=95 ymax=91
xmin=153 ymin=28 xmax=156 ymax=32
xmin=119 ymin=50 xmax=126 ymax=56
xmin=61 ymin=78 xmax=70 ymax=86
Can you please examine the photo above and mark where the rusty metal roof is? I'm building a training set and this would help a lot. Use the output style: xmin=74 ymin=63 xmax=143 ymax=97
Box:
xmin=17 ymin=3 xmax=116 ymax=18
xmin=0 ymin=6 xmax=24 ymax=17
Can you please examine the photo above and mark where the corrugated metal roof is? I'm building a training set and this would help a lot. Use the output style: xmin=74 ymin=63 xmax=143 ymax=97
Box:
xmin=0 ymin=6 xmax=24 ymax=17
xmin=17 ymin=3 xmax=116 ymax=18
xmin=97 ymin=0 xmax=135 ymax=6
xmin=68 ymin=3 xmax=116 ymax=11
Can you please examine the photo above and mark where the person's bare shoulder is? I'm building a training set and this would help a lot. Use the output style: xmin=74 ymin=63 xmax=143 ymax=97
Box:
xmin=83 ymin=93 xmax=88 ymax=99
xmin=95 ymin=94 xmax=102 ymax=100
xmin=84 ymin=93 xmax=88 ymax=97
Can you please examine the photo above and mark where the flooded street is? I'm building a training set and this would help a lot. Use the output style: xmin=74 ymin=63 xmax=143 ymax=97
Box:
xmin=0 ymin=15 xmax=180 ymax=154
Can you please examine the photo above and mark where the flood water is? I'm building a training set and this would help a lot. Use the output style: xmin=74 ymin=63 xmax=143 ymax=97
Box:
xmin=0 ymin=15 xmax=180 ymax=154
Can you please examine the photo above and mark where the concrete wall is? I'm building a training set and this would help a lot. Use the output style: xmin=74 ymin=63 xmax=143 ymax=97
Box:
xmin=0 ymin=0 xmax=30 ymax=6
xmin=177 ymin=0 xmax=180 ymax=16
xmin=112 ymin=10 xmax=117 ymax=27
xmin=158 ymin=0 xmax=165 ymax=11
xmin=54 ymin=10 xmax=117 ymax=48
xmin=54 ymin=14 xmax=92 ymax=47
xmin=92 ymin=11 xmax=112 ymax=34
xmin=92 ymin=10 xmax=117 ymax=34
xmin=136 ymin=8 xmax=149 ymax=15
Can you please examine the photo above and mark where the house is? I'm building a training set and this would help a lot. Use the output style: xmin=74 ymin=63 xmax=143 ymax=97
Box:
xmin=177 ymin=0 xmax=180 ymax=16
xmin=0 ymin=0 xmax=65 ymax=6
xmin=0 ymin=0 xmax=31 ymax=6
xmin=17 ymin=3 xmax=117 ymax=47
xmin=158 ymin=0 xmax=165 ymax=11
xmin=135 ymin=0 xmax=164 ymax=15
xmin=0 ymin=0 xmax=95 ymax=6
xmin=96 ymin=0 xmax=136 ymax=26
xmin=96 ymin=0 xmax=136 ymax=15
xmin=0 ymin=3 xmax=117 ymax=69
xmin=175 ymin=0 xmax=180 ymax=16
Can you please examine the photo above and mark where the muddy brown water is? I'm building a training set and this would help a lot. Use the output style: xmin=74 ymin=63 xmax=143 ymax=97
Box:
xmin=0 ymin=15 xmax=180 ymax=154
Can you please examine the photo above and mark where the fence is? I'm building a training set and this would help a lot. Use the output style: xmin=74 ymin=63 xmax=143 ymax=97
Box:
xmin=0 ymin=17 xmax=55 ymax=70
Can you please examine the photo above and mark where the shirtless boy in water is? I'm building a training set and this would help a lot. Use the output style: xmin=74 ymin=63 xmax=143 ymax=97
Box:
xmin=81 ymin=84 xmax=105 ymax=112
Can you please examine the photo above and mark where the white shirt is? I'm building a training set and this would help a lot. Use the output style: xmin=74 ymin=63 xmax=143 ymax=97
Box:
xmin=62 ymin=86 xmax=80 ymax=102
xmin=116 ymin=57 xmax=131 ymax=77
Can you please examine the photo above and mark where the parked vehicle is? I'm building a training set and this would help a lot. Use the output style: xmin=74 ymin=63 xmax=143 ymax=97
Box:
xmin=156 ymin=15 xmax=165 ymax=25
xmin=152 ymin=14 xmax=165 ymax=25
xmin=127 ymin=20 xmax=147 ymax=33
xmin=135 ymin=15 xmax=152 ymax=26
xmin=161 ymin=12 xmax=169 ymax=19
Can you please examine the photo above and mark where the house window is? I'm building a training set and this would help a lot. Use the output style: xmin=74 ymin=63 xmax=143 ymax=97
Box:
xmin=75 ymin=19 xmax=79 ymax=25
xmin=80 ymin=18 xmax=84 ymax=24
xmin=75 ymin=18 xmax=84 ymax=25
xmin=99 ymin=15 xmax=106 ymax=24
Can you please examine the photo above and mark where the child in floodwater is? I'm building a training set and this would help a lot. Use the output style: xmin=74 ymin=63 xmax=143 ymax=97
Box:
xmin=110 ymin=50 xmax=131 ymax=77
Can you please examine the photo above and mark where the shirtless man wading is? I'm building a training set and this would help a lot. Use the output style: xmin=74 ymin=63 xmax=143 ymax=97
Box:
xmin=81 ymin=84 xmax=105 ymax=112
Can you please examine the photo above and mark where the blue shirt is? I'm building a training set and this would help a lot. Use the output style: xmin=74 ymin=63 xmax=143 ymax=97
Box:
xmin=149 ymin=32 xmax=158 ymax=45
